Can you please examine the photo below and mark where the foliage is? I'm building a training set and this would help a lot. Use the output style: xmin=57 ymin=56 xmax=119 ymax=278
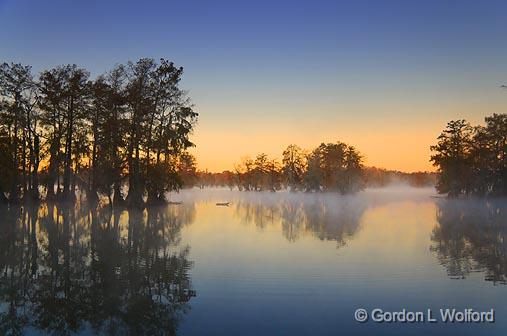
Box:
xmin=0 ymin=58 xmax=198 ymax=207
xmin=282 ymin=144 xmax=306 ymax=191
xmin=431 ymin=114 xmax=507 ymax=197
xmin=199 ymin=142 xmax=365 ymax=194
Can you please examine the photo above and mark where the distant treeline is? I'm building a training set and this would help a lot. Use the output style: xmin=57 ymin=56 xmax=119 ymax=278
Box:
xmin=194 ymin=143 xmax=436 ymax=192
xmin=362 ymin=167 xmax=436 ymax=188
xmin=0 ymin=59 xmax=198 ymax=207
xmin=431 ymin=113 xmax=506 ymax=197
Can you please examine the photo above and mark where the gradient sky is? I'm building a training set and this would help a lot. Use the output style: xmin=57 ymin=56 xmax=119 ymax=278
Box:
xmin=1 ymin=0 xmax=507 ymax=172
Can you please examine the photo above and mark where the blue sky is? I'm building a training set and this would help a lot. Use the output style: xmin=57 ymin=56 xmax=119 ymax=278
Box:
xmin=1 ymin=0 xmax=506 ymax=171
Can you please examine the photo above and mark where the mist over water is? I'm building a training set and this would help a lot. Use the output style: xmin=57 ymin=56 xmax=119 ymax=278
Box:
xmin=169 ymin=184 xmax=438 ymax=206
xmin=1 ymin=185 xmax=506 ymax=335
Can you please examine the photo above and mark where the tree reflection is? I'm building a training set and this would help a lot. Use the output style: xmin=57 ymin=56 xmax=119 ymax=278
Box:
xmin=0 ymin=203 xmax=196 ymax=335
xmin=233 ymin=196 xmax=366 ymax=246
xmin=431 ymin=200 xmax=507 ymax=285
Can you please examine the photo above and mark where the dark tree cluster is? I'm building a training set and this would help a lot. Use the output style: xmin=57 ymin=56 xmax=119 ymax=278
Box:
xmin=197 ymin=165 xmax=436 ymax=191
xmin=234 ymin=152 xmax=283 ymax=192
xmin=431 ymin=114 xmax=507 ymax=197
xmin=0 ymin=59 xmax=198 ymax=207
xmin=198 ymin=142 xmax=364 ymax=194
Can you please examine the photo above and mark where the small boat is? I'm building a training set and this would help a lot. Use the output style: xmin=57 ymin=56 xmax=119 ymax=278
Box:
xmin=216 ymin=202 xmax=230 ymax=206
xmin=168 ymin=201 xmax=182 ymax=205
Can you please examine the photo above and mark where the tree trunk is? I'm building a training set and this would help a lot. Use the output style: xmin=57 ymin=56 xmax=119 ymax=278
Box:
xmin=128 ymin=144 xmax=144 ymax=208
xmin=10 ymin=99 xmax=20 ymax=203
xmin=63 ymin=97 xmax=74 ymax=201
xmin=113 ymin=183 xmax=125 ymax=207
xmin=127 ymin=116 xmax=143 ymax=207
xmin=89 ymin=109 xmax=100 ymax=204
xmin=22 ymin=126 xmax=27 ymax=198
xmin=30 ymin=134 xmax=40 ymax=200
xmin=46 ymin=150 xmax=57 ymax=199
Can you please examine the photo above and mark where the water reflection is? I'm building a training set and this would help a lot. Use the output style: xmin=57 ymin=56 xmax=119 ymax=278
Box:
xmin=0 ymin=203 xmax=196 ymax=335
xmin=431 ymin=199 xmax=507 ymax=285
xmin=233 ymin=197 xmax=367 ymax=247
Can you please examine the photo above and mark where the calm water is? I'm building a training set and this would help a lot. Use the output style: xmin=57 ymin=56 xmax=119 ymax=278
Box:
xmin=1 ymin=187 xmax=506 ymax=335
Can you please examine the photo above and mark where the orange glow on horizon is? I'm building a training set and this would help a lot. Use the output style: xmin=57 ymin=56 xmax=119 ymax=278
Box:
xmin=189 ymin=120 xmax=441 ymax=173
xmin=187 ymin=100 xmax=506 ymax=173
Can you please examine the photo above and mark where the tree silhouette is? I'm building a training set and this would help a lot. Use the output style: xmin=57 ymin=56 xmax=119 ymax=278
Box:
xmin=0 ymin=58 xmax=198 ymax=207
xmin=228 ymin=142 xmax=364 ymax=194
xmin=0 ymin=62 xmax=39 ymax=203
xmin=282 ymin=144 xmax=306 ymax=191
xmin=431 ymin=114 xmax=507 ymax=197
xmin=304 ymin=142 xmax=364 ymax=193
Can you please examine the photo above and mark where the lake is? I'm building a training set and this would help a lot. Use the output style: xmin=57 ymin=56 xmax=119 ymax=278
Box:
xmin=0 ymin=187 xmax=506 ymax=335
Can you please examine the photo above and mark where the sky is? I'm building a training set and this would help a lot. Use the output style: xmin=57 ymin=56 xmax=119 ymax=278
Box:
xmin=1 ymin=0 xmax=506 ymax=172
